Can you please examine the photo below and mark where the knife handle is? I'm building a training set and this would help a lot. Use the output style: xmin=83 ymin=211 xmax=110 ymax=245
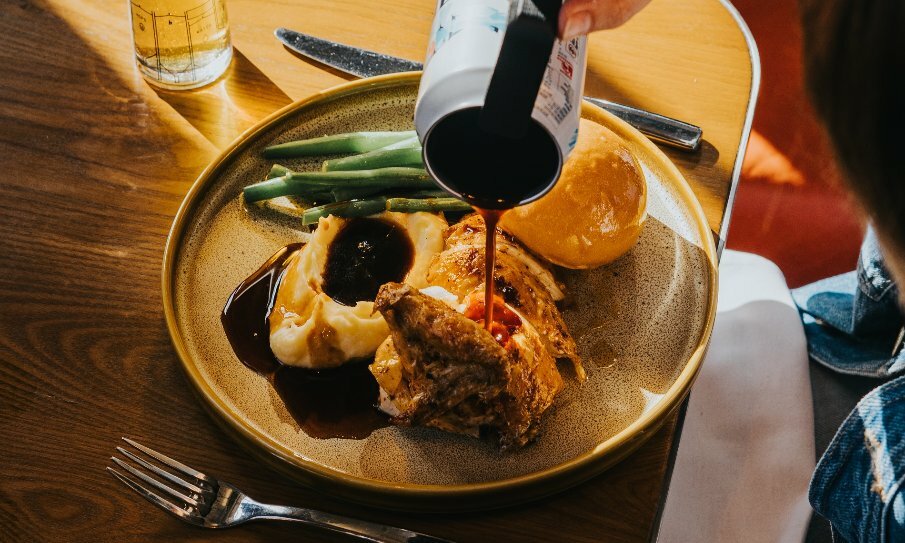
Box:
xmin=584 ymin=97 xmax=702 ymax=151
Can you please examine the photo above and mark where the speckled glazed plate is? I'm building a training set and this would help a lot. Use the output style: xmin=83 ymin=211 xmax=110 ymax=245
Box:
xmin=163 ymin=73 xmax=718 ymax=512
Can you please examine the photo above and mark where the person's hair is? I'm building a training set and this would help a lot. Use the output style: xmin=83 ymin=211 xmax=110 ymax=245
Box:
xmin=799 ymin=0 xmax=905 ymax=253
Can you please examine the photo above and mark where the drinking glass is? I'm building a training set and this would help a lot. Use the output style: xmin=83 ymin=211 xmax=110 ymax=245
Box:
xmin=129 ymin=0 xmax=233 ymax=90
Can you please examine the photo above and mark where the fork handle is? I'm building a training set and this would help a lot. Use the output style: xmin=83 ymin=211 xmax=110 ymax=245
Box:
xmin=253 ymin=503 xmax=454 ymax=543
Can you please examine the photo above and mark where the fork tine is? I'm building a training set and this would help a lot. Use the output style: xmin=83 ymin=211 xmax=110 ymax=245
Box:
xmin=122 ymin=437 xmax=213 ymax=484
xmin=116 ymin=447 xmax=206 ymax=496
xmin=110 ymin=457 xmax=201 ymax=508
xmin=107 ymin=466 xmax=203 ymax=526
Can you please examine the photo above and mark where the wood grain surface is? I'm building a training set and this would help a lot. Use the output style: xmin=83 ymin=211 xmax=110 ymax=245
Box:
xmin=0 ymin=0 xmax=755 ymax=541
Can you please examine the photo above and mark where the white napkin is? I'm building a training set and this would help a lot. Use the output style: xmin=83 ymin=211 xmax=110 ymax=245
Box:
xmin=657 ymin=250 xmax=815 ymax=543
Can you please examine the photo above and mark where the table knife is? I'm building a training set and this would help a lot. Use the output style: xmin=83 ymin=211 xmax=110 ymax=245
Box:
xmin=275 ymin=27 xmax=702 ymax=151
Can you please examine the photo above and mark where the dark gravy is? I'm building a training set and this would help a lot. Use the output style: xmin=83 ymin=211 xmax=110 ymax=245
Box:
xmin=477 ymin=209 xmax=505 ymax=330
xmin=322 ymin=218 xmax=414 ymax=307
xmin=221 ymin=225 xmax=410 ymax=439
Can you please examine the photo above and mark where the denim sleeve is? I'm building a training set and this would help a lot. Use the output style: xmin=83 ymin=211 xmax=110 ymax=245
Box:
xmin=810 ymin=376 xmax=905 ymax=542
xmin=792 ymin=226 xmax=905 ymax=378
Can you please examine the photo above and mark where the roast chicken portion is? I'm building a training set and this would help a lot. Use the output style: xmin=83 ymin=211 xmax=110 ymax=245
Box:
xmin=428 ymin=214 xmax=585 ymax=379
xmin=371 ymin=283 xmax=563 ymax=450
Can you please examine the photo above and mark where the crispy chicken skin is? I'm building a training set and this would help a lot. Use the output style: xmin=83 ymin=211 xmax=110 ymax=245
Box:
xmin=428 ymin=214 xmax=585 ymax=379
xmin=371 ymin=283 xmax=563 ymax=450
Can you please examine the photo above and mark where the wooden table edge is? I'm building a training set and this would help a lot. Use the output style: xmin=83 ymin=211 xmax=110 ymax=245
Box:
xmin=711 ymin=0 xmax=762 ymax=258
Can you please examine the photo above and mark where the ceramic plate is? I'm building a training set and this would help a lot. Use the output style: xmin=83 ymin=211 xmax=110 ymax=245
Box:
xmin=162 ymin=73 xmax=717 ymax=512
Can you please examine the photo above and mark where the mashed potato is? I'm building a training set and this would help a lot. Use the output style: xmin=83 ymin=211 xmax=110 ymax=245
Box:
xmin=269 ymin=211 xmax=447 ymax=368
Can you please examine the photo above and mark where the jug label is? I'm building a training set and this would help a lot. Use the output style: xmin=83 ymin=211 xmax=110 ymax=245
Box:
xmin=534 ymin=36 xmax=587 ymax=155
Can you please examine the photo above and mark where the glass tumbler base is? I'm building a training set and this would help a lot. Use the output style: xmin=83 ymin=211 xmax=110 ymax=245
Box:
xmin=136 ymin=44 xmax=233 ymax=91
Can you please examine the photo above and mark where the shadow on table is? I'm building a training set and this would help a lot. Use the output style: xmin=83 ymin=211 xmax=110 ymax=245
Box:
xmin=667 ymin=139 xmax=721 ymax=171
xmin=152 ymin=48 xmax=294 ymax=149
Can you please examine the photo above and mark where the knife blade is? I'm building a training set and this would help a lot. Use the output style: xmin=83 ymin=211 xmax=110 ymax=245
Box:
xmin=276 ymin=28 xmax=422 ymax=78
xmin=275 ymin=28 xmax=702 ymax=151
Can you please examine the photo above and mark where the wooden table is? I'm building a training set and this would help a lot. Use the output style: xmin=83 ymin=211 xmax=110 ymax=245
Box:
xmin=0 ymin=0 xmax=757 ymax=541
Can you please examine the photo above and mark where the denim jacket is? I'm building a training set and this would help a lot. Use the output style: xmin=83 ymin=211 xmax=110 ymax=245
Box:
xmin=795 ymin=227 xmax=905 ymax=541
xmin=810 ymin=376 xmax=905 ymax=542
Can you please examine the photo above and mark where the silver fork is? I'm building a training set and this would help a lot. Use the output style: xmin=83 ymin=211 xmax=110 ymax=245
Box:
xmin=107 ymin=437 xmax=453 ymax=542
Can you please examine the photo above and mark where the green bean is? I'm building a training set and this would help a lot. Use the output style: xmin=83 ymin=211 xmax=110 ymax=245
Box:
xmin=369 ymin=135 xmax=419 ymax=152
xmin=244 ymin=176 xmax=292 ymax=203
xmin=263 ymin=131 xmax=416 ymax=158
xmin=263 ymin=163 xmax=447 ymax=203
xmin=321 ymin=136 xmax=422 ymax=171
xmin=329 ymin=187 xmax=453 ymax=203
xmin=300 ymin=196 xmax=471 ymax=225
xmin=322 ymin=146 xmax=423 ymax=171
xmin=329 ymin=187 xmax=387 ymax=202
xmin=244 ymin=176 xmax=334 ymax=203
xmin=284 ymin=167 xmax=432 ymax=187
xmin=243 ymin=168 xmax=434 ymax=203
xmin=245 ymin=176 xmax=334 ymax=203
xmin=301 ymin=198 xmax=389 ymax=225
xmin=266 ymin=163 xmax=292 ymax=179
xmin=386 ymin=197 xmax=472 ymax=213
xmin=393 ymin=189 xmax=452 ymax=199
